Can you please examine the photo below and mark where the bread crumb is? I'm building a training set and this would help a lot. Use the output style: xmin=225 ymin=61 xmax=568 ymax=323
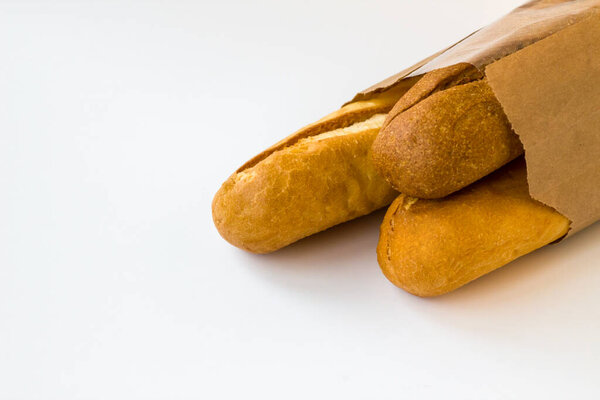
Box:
xmin=403 ymin=197 xmax=418 ymax=210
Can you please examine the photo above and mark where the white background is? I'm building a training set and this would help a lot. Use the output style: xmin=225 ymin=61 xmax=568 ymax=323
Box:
xmin=2 ymin=0 xmax=600 ymax=399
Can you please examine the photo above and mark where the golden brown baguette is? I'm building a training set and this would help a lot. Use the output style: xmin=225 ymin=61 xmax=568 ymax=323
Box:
xmin=212 ymin=82 xmax=417 ymax=254
xmin=377 ymin=158 xmax=570 ymax=297
xmin=372 ymin=63 xmax=524 ymax=199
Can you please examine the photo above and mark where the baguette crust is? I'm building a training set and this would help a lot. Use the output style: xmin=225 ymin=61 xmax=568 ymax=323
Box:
xmin=213 ymin=114 xmax=396 ymax=253
xmin=212 ymin=85 xmax=413 ymax=253
xmin=377 ymin=158 xmax=570 ymax=297
xmin=382 ymin=63 xmax=484 ymax=127
xmin=372 ymin=64 xmax=523 ymax=199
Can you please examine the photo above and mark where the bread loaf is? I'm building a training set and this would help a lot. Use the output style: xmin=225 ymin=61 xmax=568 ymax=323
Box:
xmin=377 ymin=158 xmax=570 ymax=297
xmin=212 ymin=82 xmax=417 ymax=254
xmin=372 ymin=63 xmax=524 ymax=199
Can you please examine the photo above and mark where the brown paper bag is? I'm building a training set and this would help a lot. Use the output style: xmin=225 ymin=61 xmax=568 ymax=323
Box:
xmin=352 ymin=0 xmax=600 ymax=236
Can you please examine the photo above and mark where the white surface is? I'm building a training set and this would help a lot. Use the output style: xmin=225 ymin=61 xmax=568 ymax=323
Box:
xmin=1 ymin=1 xmax=600 ymax=399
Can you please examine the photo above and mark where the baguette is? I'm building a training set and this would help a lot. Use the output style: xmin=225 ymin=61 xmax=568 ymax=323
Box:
xmin=212 ymin=81 xmax=418 ymax=254
xmin=372 ymin=63 xmax=524 ymax=199
xmin=377 ymin=158 xmax=570 ymax=297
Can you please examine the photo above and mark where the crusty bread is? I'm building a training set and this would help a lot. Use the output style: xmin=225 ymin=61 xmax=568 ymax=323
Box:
xmin=212 ymin=85 xmax=413 ymax=254
xmin=377 ymin=158 xmax=570 ymax=297
xmin=372 ymin=63 xmax=524 ymax=199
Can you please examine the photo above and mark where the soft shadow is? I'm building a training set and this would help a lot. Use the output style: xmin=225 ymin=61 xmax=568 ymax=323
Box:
xmin=234 ymin=209 xmax=389 ymax=297
xmin=243 ymin=209 xmax=387 ymax=269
